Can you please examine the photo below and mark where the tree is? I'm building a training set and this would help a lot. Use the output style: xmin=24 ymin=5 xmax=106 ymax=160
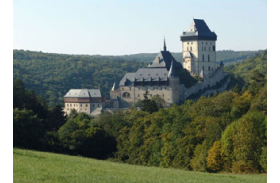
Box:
xmin=141 ymin=90 xmax=159 ymax=114
xmin=13 ymin=108 xmax=45 ymax=150
xmin=207 ymin=140 xmax=223 ymax=172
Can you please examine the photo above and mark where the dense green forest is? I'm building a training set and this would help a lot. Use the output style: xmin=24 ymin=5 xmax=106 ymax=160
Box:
xmin=13 ymin=50 xmax=267 ymax=174
xmin=13 ymin=49 xmax=262 ymax=106
xmin=13 ymin=50 xmax=146 ymax=106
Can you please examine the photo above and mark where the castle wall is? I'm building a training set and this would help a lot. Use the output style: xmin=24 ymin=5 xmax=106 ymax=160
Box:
xmin=184 ymin=66 xmax=229 ymax=99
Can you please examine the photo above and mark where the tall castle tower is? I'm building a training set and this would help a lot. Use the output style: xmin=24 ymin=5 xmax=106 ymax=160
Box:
xmin=180 ymin=19 xmax=217 ymax=78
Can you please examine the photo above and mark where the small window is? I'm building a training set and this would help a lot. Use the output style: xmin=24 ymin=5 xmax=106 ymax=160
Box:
xmin=86 ymin=104 xmax=88 ymax=107
xmin=190 ymin=47 xmax=192 ymax=51
xmin=187 ymin=47 xmax=189 ymax=51
xmin=98 ymin=104 xmax=100 ymax=107
xmin=80 ymin=104 xmax=82 ymax=107
xmin=208 ymin=55 xmax=210 ymax=62
xmin=213 ymin=46 xmax=215 ymax=51
xmin=122 ymin=92 xmax=130 ymax=98
xmin=92 ymin=104 xmax=95 ymax=107
xmin=202 ymin=55 xmax=204 ymax=62
xmin=208 ymin=66 xmax=210 ymax=71
xmin=202 ymin=66 xmax=204 ymax=71
xmin=138 ymin=94 xmax=140 ymax=97
xmin=202 ymin=42 xmax=203 ymax=44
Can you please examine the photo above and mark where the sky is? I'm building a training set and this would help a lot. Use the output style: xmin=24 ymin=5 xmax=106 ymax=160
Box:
xmin=13 ymin=0 xmax=267 ymax=55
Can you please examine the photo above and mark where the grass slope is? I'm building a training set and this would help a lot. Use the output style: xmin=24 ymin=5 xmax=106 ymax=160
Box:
xmin=13 ymin=148 xmax=266 ymax=183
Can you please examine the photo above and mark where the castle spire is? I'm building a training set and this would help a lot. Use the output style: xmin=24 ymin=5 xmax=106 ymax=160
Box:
xmin=163 ymin=37 xmax=167 ymax=51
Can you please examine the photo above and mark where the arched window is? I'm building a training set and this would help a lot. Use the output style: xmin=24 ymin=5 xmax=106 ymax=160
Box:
xmin=122 ymin=92 xmax=130 ymax=98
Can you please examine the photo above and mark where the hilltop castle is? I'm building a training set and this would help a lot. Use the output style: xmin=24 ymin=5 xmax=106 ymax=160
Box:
xmin=64 ymin=19 xmax=229 ymax=114
xmin=109 ymin=19 xmax=229 ymax=109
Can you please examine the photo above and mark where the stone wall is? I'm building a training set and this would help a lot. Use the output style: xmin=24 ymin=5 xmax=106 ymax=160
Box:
xmin=184 ymin=66 xmax=229 ymax=99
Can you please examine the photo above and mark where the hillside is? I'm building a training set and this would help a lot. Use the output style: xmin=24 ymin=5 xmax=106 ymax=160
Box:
xmin=121 ymin=50 xmax=262 ymax=65
xmin=13 ymin=148 xmax=267 ymax=183
xmin=13 ymin=49 xmax=264 ymax=106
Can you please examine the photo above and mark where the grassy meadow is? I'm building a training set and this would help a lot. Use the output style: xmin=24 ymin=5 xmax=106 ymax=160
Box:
xmin=13 ymin=148 xmax=267 ymax=183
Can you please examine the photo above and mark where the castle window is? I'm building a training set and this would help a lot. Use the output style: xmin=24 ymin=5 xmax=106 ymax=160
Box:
xmin=67 ymin=104 xmax=69 ymax=107
xmin=86 ymin=104 xmax=88 ymax=107
xmin=187 ymin=47 xmax=189 ymax=51
xmin=92 ymin=104 xmax=94 ymax=107
xmin=209 ymin=47 xmax=210 ymax=51
xmin=98 ymin=104 xmax=100 ymax=107
xmin=213 ymin=46 xmax=215 ymax=51
xmin=80 ymin=104 xmax=82 ymax=107
xmin=187 ymin=42 xmax=189 ymax=45
xmin=190 ymin=47 xmax=192 ymax=51
xmin=202 ymin=66 xmax=204 ymax=71
xmin=208 ymin=66 xmax=210 ymax=71
xmin=122 ymin=92 xmax=130 ymax=98
xmin=138 ymin=94 xmax=140 ymax=97
xmin=70 ymin=104 xmax=72 ymax=107
xmin=202 ymin=55 xmax=204 ymax=62
xmin=162 ymin=94 xmax=164 ymax=97
xmin=206 ymin=42 xmax=208 ymax=44
xmin=122 ymin=87 xmax=124 ymax=91
xmin=202 ymin=42 xmax=203 ymax=44
xmin=208 ymin=55 xmax=210 ymax=62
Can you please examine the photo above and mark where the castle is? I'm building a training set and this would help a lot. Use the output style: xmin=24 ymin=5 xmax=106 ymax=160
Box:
xmin=64 ymin=19 xmax=229 ymax=115
xmin=109 ymin=19 xmax=229 ymax=109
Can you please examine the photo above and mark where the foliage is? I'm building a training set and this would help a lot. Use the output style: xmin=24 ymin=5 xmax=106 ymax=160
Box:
xmin=13 ymin=50 xmax=146 ymax=106
xmin=58 ymin=113 xmax=116 ymax=159
xmin=13 ymin=148 xmax=267 ymax=183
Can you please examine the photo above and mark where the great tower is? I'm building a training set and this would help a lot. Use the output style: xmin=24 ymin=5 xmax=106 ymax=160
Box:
xmin=180 ymin=19 xmax=217 ymax=78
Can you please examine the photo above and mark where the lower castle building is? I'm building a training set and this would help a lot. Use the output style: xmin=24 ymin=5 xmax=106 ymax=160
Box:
xmin=110 ymin=40 xmax=185 ymax=108
xmin=63 ymin=89 xmax=106 ymax=116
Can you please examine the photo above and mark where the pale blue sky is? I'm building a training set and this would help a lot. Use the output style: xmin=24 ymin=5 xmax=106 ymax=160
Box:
xmin=13 ymin=0 xmax=267 ymax=55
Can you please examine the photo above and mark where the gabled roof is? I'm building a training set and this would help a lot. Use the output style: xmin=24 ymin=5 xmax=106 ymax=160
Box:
xmin=148 ymin=51 xmax=182 ymax=70
xmin=64 ymin=89 xmax=102 ymax=98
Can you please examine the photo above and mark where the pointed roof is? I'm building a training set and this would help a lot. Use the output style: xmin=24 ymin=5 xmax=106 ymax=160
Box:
xmin=168 ymin=61 xmax=178 ymax=78
xmin=111 ymin=82 xmax=118 ymax=91
xmin=181 ymin=19 xmax=217 ymax=41
xmin=219 ymin=61 xmax=224 ymax=67
xmin=199 ymin=69 xmax=205 ymax=78
xmin=185 ymin=51 xmax=194 ymax=58
xmin=148 ymin=51 xmax=182 ymax=70
xmin=163 ymin=38 xmax=167 ymax=51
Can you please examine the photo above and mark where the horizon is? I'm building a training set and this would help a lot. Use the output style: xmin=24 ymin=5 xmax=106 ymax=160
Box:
xmin=13 ymin=48 xmax=265 ymax=57
xmin=13 ymin=0 xmax=267 ymax=56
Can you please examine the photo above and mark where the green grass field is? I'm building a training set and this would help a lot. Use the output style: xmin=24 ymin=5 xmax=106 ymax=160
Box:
xmin=13 ymin=148 xmax=267 ymax=183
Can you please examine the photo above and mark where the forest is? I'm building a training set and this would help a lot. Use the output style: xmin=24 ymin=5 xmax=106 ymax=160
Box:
xmin=13 ymin=50 xmax=267 ymax=174
xmin=13 ymin=49 xmax=261 ymax=106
